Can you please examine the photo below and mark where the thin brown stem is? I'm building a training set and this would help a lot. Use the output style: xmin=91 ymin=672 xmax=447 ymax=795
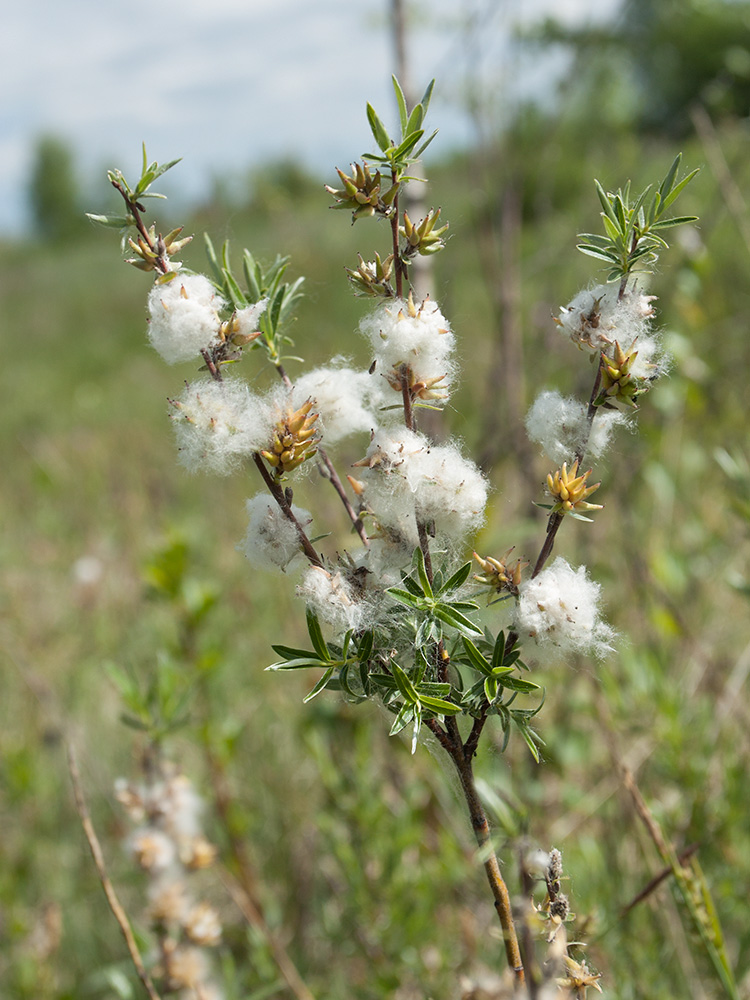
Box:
xmin=67 ymin=743 xmax=163 ymax=1000
xmin=428 ymin=724 xmax=524 ymax=984
xmin=111 ymin=179 xmax=171 ymax=275
xmin=200 ymin=348 xmax=223 ymax=382
xmin=318 ymin=449 xmax=370 ymax=547
xmin=531 ymin=362 xmax=603 ymax=579
xmin=252 ymin=453 xmax=323 ymax=567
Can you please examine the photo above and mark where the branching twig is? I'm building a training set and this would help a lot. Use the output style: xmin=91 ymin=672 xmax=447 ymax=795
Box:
xmin=252 ymin=453 xmax=323 ymax=567
xmin=67 ymin=742 xmax=163 ymax=1000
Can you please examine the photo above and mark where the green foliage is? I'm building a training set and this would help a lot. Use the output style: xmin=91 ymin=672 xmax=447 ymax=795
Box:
xmin=203 ymin=236 xmax=305 ymax=366
xmin=577 ymin=153 xmax=699 ymax=280
xmin=86 ymin=143 xmax=181 ymax=233
xmin=269 ymin=550 xmax=542 ymax=758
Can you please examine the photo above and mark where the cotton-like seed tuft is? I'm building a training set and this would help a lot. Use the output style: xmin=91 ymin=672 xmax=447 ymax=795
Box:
xmin=297 ymin=566 xmax=371 ymax=636
xmin=360 ymin=298 xmax=456 ymax=396
xmin=357 ymin=428 xmax=488 ymax=547
xmin=147 ymin=274 xmax=225 ymax=364
xmin=525 ymin=390 xmax=629 ymax=464
xmin=170 ymin=378 xmax=273 ymax=476
xmin=557 ymin=282 xmax=656 ymax=353
xmin=515 ymin=557 xmax=616 ymax=658
xmin=291 ymin=362 xmax=382 ymax=445
xmin=239 ymin=495 xmax=312 ymax=571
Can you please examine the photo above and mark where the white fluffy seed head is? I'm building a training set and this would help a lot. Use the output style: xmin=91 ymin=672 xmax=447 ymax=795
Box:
xmin=515 ymin=557 xmax=616 ymax=658
xmin=525 ymin=390 xmax=630 ymax=464
xmin=557 ymin=283 xmax=656 ymax=353
xmin=360 ymin=298 xmax=456 ymax=395
xmin=297 ymin=566 xmax=371 ymax=636
xmin=239 ymin=495 xmax=311 ymax=571
xmin=357 ymin=428 xmax=488 ymax=549
xmin=291 ymin=362 xmax=382 ymax=445
xmin=147 ymin=274 xmax=225 ymax=364
xmin=170 ymin=378 xmax=273 ymax=476
xmin=233 ymin=298 xmax=268 ymax=338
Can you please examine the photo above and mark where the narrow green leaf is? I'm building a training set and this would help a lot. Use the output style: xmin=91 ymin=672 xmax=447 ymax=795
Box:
xmin=517 ymin=722 xmax=542 ymax=762
xmin=204 ymin=233 xmax=223 ymax=285
xmin=306 ymin=607 xmax=330 ymax=661
xmin=392 ymin=130 xmax=424 ymax=162
xmin=392 ymin=662 xmax=419 ymax=705
xmin=270 ymin=643 xmax=321 ymax=659
xmin=414 ymin=129 xmax=438 ymax=159
xmin=366 ymin=103 xmax=392 ymax=153
xmin=484 ymin=676 xmax=498 ymax=704
xmin=419 ymin=79 xmax=435 ymax=116
xmin=601 ymin=213 xmax=623 ymax=242
xmin=660 ymin=169 xmax=699 ymax=212
xmin=411 ymin=709 xmax=422 ymax=754
xmin=413 ymin=546 xmax=433 ymax=598
xmin=86 ymin=213 xmax=132 ymax=229
xmin=389 ymin=702 xmax=414 ymax=737
xmin=392 ymin=75 xmax=409 ymax=134
xmin=356 ymin=630 xmax=374 ymax=661
xmin=242 ymin=249 xmax=261 ymax=300
xmin=406 ymin=103 xmax=424 ymax=136
xmin=439 ymin=561 xmax=472 ymax=595
xmin=501 ymin=676 xmax=541 ymax=693
xmin=418 ymin=681 xmax=451 ymax=697
xmin=303 ymin=665 xmax=336 ymax=703
xmin=658 ymin=152 xmax=682 ymax=202
xmin=576 ymin=246 xmax=622 ymax=264
xmin=419 ymin=694 xmax=461 ymax=715
xmin=651 ymin=215 xmax=698 ymax=230
xmin=222 ymin=267 xmax=248 ymax=309
xmin=267 ymin=657 xmax=325 ymax=671
xmin=613 ymin=193 xmax=627 ymax=232
xmin=595 ymin=180 xmax=618 ymax=224
xmin=462 ymin=636 xmax=492 ymax=676
xmin=388 ymin=587 xmax=422 ymax=610
xmin=434 ymin=605 xmax=482 ymax=635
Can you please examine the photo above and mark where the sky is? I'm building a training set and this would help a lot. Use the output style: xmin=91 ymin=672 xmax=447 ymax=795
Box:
xmin=1 ymin=0 xmax=619 ymax=235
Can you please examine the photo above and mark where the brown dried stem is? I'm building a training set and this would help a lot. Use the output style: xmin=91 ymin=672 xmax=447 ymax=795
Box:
xmin=426 ymin=719 xmax=525 ymax=983
xmin=252 ymin=453 xmax=323 ymax=567
xmin=67 ymin=743 xmax=163 ymax=1000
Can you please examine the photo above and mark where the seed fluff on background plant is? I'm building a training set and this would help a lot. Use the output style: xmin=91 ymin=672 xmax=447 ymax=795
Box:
xmin=89 ymin=78 xmax=699 ymax=993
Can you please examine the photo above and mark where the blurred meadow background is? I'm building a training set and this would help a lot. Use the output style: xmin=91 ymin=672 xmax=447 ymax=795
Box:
xmin=3 ymin=1 xmax=750 ymax=997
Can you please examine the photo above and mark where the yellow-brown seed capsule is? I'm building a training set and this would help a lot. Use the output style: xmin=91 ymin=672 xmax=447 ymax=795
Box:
xmin=473 ymin=549 xmax=527 ymax=596
xmin=384 ymin=362 xmax=448 ymax=402
xmin=262 ymin=399 xmax=320 ymax=479
xmin=546 ymin=460 xmax=603 ymax=514
xmin=594 ymin=340 xmax=644 ymax=409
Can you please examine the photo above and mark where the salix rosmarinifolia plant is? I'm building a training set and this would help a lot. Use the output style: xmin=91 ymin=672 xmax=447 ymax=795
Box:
xmin=89 ymin=77 xmax=697 ymax=988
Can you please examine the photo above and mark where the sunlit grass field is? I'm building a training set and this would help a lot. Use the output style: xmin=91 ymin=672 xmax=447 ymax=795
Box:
xmin=2 ymin=123 xmax=750 ymax=998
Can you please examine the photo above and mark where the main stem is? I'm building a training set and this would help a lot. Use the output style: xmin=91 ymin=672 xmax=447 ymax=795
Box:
xmin=428 ymin=720 xmax=525 ymax=983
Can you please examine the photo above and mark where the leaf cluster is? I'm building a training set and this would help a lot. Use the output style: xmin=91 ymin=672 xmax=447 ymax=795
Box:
xmin=105 ymin=656 xmax=194 ymax=742
xmin=204 ymin=236 xmax=305 ymax=367
xmin=86 ymin=143 xmax=181 ymax=232
xmin=363 ymin=77 xmax=438 ymax=177
xmin=577 ymin=153 xmax=698 ymax=280
xmin=268 ymin=550 xmax=542 ymax=757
